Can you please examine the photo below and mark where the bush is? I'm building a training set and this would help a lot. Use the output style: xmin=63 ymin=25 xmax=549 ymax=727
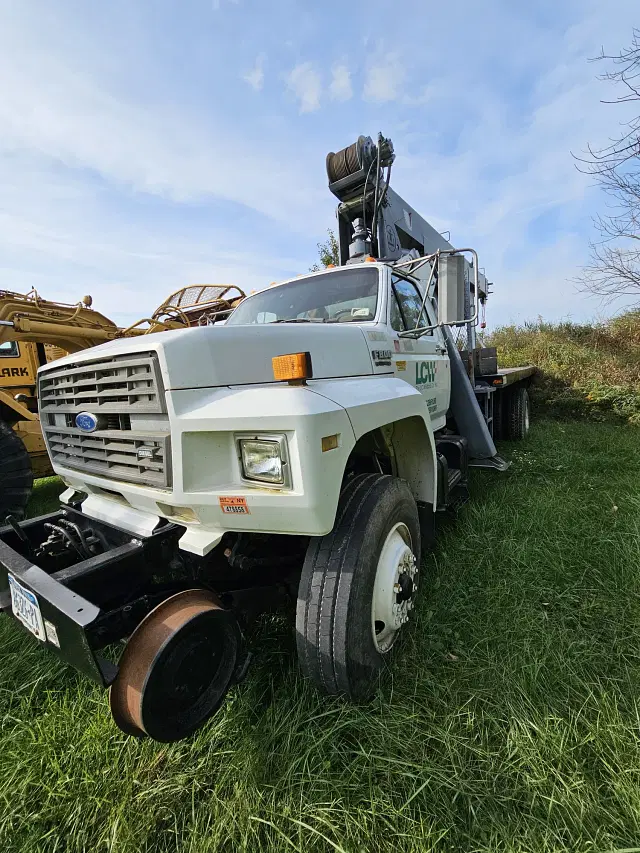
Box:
xmin=486 ymin=312 xmax=640 ymax=424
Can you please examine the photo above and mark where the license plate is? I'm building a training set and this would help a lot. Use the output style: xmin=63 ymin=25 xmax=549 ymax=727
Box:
xmin=8 ymin=574 xmax=46 ymax=642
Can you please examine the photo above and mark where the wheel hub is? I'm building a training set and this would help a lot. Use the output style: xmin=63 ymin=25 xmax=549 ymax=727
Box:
xmin=395 ymin=571 xmax=415 ymax=603
xmin=371 ymin=522 xmax=417 ymax=653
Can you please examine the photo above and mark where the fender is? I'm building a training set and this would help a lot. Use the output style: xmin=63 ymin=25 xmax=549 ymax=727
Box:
xmin=308 ymin=377 xmax=438 ymax=508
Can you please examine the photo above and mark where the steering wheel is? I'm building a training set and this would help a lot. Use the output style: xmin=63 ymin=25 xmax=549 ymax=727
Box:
xmin=198 ymin=299 xmax=233 ymax=325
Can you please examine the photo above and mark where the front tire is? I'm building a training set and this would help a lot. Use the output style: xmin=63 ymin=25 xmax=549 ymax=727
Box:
xmin=296 ymin=473 xmax=420 ymax=700
xmin=0 ymin=422 xmax=33 ymax=522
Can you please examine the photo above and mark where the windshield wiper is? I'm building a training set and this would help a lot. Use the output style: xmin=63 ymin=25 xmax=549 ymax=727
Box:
xmin=273 ymin=318 xmax=318 ymax=323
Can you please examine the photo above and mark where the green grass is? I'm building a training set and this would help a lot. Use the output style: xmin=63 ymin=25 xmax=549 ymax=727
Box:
xmin=24 ymin=476 xmax=65 ymax=517
xmin=2 ymin=420 xmax=640 ymax=852
xmin=487 ymin=312 xmax=640 ymax=424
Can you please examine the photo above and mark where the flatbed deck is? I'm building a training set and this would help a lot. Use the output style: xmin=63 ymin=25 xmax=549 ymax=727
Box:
xmin=486 ymin=365 xmax=536 ymax=387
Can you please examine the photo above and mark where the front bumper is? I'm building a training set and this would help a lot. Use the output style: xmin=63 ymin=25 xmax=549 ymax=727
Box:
xmin=0 ymin=509 xmax=182 ymax=685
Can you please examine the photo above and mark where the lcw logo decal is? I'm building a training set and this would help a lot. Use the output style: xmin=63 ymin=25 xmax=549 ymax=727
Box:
xmin=416 ymin=361 xmax=436 ymax=386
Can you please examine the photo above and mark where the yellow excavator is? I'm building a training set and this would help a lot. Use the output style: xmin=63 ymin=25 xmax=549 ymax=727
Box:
xmin=0 ymin=285 xmax=245 ymax=520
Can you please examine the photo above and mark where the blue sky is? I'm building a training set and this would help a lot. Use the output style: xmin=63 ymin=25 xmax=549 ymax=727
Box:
xmin=0 ymin=0 xmax=638 ymax=329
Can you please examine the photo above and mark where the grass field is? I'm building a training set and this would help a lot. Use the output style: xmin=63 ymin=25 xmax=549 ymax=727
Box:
xmin=1 ymin=419 xmax=639 ymax=852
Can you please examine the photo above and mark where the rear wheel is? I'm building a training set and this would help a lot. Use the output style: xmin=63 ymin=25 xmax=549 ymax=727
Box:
xmin=0 ymin=422 xmax=33 ymax=522
xmin=504 ymin=387 xmax=530 ymax=440
xmin=296 ymin=473 xmax=420 ymax=700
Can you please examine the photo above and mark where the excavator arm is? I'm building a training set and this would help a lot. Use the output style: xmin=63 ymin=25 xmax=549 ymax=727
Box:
xmin=0 ymin=388 xmax=37 ymax=422
xmin=0 ymin=289 xmax=128 ymax=353
xmin=0 ymin=285 xmax=246 ymax=352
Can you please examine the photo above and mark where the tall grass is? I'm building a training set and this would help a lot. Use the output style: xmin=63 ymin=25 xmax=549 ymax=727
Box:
xmin=487 ymin=311 xmax=640 ymax=423
xmin=1 ymin=419 xmax=639 ymax=852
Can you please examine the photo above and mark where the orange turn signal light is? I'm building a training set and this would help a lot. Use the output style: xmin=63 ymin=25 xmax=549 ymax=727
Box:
xmin=272 ymin=352 xmax=312 ymax=382
xmin=321 ymin=434 xmax=340 ymax=452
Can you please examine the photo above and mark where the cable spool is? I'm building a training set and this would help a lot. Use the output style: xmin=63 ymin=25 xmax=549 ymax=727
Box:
xmin=326 ymin=135 xmax=375 ymax=183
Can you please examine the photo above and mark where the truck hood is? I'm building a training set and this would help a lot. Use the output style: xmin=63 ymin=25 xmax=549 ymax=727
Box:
xmin=39 ymin=323 xmax=382 ymax=389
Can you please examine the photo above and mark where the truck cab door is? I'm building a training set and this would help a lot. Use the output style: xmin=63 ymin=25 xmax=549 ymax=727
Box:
xmin=387 ymin=274 xmax=450 ymax=430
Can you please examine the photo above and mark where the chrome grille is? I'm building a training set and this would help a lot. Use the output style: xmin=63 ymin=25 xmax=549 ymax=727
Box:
xmin=38 ymin=353 xmax=164 ymax=414
xmin=44 ymin=427 xmax=170 ymax=488
xmin=39 ymin=352 xmax=171 ymax=488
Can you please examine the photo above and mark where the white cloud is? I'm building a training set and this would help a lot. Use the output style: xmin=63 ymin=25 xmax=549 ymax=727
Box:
xmin=329 ymin=63 xmax=352 ymax=101
xmin=212 ymin=0 xmax=239 ymax=10
xmin=0 ymin=155 xmax=310 ymax=325
xmin=0 ymin=29 xmax=326 ymax=228
xmin=402 ymin=83 xmax=438 ymax=107
xmin=0 ymin=6 xmax=331 ymax=319
xmin=285 ymin=62 xmax=322 ymax=113
xmin=363 ymin=53 xmax=406 ymax=102
xmin=0 ymin=0 xmax=638 ymax=330
xmin=375 ymin=2 xmax=640 ymax=325
xmin=243 ymin=54 xmax=265 ymax=91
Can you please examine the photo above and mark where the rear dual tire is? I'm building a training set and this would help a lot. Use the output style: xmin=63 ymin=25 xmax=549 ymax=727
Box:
xmin=296 ymin=474 xmax=421 ymax=700
xmin=505 ymin=387 xmax=530 ymax=440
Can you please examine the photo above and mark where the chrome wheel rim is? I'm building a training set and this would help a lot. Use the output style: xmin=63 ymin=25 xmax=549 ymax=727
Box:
xmin=371 ymin=522 xmax=417 ymax=653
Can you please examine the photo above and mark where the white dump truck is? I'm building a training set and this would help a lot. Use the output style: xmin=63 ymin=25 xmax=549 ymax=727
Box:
xmin=0 ymin=133 xmax=534 ymax=741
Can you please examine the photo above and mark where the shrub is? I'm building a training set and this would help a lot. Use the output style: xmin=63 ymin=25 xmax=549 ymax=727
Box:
xmin=486 ymin=312 xmax=640 ymax=424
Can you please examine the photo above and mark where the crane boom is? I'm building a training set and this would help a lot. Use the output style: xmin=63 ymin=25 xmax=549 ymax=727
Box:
xmin=326 ymin=133 xmax=489 ymax=301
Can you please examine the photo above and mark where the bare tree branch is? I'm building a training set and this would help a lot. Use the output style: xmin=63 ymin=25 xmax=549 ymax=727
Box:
xmin=574 ymin=29 xmax=640 ymax=303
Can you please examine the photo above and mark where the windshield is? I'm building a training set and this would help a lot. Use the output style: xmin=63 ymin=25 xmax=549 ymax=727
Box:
xmin=227 ymin=267 xmax=379 ymax=326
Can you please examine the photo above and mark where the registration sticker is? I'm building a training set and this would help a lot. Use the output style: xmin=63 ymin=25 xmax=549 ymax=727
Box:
xmin=396 ymin=360 xmax=407 ymax=371
xmin=45 ymin=620 xmax=60 ymax=648
xmin=219 ymin=496 xmax=250 ymax=515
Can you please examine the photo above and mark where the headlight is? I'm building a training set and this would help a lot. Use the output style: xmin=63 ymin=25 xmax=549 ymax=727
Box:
xmin=238 ymin=435 xmax=289 ymax=486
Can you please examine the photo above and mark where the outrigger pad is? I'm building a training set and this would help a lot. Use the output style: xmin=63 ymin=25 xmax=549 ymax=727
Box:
xmin=109 ymin=589 xmax=241 ymax=742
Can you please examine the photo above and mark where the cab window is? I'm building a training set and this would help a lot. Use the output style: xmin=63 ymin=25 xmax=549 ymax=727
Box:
xmin=389 ymin=277 xmax=432 ymax=335
xmin=0 ymin=341 xmax=19 ymax=358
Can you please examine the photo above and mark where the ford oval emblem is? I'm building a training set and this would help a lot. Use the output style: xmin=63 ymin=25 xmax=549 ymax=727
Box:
xmin=75 ymin=412 xmax=99 ymax=432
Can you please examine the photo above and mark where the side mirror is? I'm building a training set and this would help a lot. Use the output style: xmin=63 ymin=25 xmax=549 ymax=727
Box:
xmin=437 ymin=255 xmax=466 ymax=325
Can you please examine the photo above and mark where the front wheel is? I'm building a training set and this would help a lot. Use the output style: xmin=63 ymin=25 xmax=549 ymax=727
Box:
xmin=296 ymin=473 xmax=421 ymax=700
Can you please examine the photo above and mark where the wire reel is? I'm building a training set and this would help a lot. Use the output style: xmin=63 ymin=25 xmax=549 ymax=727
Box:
xmin=326 ymin=135 xmax=377 ymax=183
